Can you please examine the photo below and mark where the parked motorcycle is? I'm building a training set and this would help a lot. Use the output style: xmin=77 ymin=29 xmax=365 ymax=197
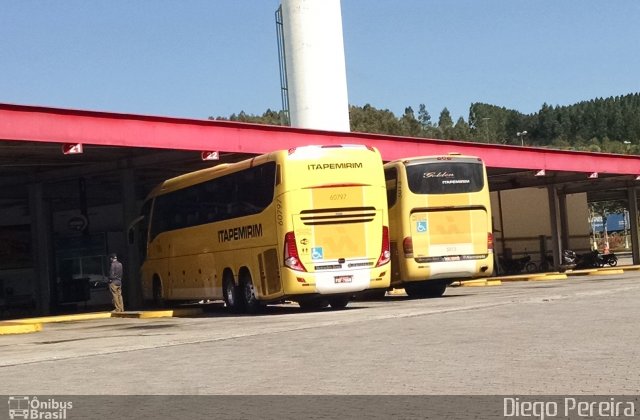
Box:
xmin=536 ymin=250 xmax=577 ymax=272
xmin=598 ymin=251 xmax=618 ymax=267
xmin=499 ymin=255 xmax=535 ymax=275
xmin=575 ymin=250 xmax=601 ymax=269
xmin=573 ymin=250 xmax=617 ymax=269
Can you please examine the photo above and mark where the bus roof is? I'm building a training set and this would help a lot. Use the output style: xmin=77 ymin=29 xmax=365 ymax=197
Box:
xmin=385 ymin=154 xmax=484 ymax=166
xmin=145 ymin=144 xmax=378 ymax=199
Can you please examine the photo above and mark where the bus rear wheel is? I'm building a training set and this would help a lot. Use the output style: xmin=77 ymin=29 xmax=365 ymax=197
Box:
xmin=241 ymin=273 xmax=263 ymax=314
xmin=405 ymin=281 xmax=447 ymax=298
xmin=223 ymin=276 xmax=244 ymax=313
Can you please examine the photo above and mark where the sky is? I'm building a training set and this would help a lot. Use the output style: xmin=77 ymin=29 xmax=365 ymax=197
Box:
xmin=2 ymin=1 xmax=640 ymax=123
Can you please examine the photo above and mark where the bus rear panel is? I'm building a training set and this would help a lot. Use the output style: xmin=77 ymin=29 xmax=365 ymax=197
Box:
xmin=386 ymin=155 xmax=493 ymax=297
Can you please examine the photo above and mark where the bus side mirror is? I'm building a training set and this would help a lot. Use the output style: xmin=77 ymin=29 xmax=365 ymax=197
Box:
xmin=127 ymin=215 xmax=145 ymax=245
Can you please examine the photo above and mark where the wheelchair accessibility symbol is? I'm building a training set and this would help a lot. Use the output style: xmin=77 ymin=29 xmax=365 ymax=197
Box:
xmin=311 ymin=247 xmax=324 ymax=260
xmin=416 ymin=221 xmax=428 ymax=233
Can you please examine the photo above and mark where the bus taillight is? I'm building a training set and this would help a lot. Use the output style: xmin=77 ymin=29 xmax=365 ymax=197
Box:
xmin=403 ymin=236 xmax=414 ymax=258
xmin=488 ymin=232 xmax=494 ymax=253
xmin=284 ymin=231 xmax=307 ymax=272
xmin=376 ymin=226 xmax=391 ymax=267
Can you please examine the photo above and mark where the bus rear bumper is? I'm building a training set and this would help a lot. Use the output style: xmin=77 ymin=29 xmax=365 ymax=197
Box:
xmin=399 ymin=258 xmax=493 ymax=283
xmin=280 ymin=267 xmax=390 ymax=296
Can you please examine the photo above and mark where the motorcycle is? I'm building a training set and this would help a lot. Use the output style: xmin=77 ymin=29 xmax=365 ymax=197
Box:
xmin=499 ymin=255 xmax=535 ymax=275
xmin=536 ymin=250 xmax=577 ymax=272
xmin=598 ymin=251 xmax=618 ymax=267
xmin=574 ymin=250 xmax=617 ymax=269
xmin=558 ymin=249 xmax=577 ymax=272
xmin=575 ymin=250 xmax=601 ymax=269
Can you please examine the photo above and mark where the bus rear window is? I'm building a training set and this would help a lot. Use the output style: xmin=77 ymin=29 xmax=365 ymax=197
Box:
xmin=406 ymin=162 xmax=484 ymax=194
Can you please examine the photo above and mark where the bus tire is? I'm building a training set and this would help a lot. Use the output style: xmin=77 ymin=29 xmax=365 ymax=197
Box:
xmin=328 ymin=296 xmax=350 ymax=309
xmin=405 ymin=281 xmax=447 ymax=298
xmin=240 ymin=271 xmax=263 ymax=314
xmin=425 ymin=281 xmax=447 ymax=297
xmin=404 ymin=283 xmax=423 ymax=298
xmin=223 ymin=275 xmax=244 ymax=313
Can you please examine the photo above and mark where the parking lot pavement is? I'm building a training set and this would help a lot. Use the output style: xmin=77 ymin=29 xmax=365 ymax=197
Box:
xmin=1 ymin=271 xmax=639 ymax=395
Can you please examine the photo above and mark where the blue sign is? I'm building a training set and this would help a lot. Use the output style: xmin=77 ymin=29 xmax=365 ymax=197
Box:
xmin=416 ymin=220 xmax=428 ymax=233
xmin=592 ymin=213 xmax=628 ymax=232
xmin=311 ymin=247 xmax=324 ymax=260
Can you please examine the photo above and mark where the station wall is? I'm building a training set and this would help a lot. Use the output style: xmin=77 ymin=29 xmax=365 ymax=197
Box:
xmin=491 ymin=187 xmax=591 ymax=263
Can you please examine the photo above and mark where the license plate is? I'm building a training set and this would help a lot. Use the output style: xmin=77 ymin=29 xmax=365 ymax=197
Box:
xmin=334 ymin=275 xmax=353 ymax=284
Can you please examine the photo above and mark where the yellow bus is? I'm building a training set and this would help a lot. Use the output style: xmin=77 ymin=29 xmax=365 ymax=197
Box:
xmin=137 ymin=144 xmax=390 ymax=312
xmin=384 ymin=153 xmax=493 ymax=297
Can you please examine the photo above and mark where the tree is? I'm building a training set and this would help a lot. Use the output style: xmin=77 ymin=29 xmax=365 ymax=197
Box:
xmin=399 ymin=106 xmax=423 ymax=137
xmin=349 ymin=104 xmax=403 ymax=135
xmin=417 ymin=104 xmax=432 ymax=128
xmin=451 ymin=117 xmax=470 ymax=141
xmin=215 ymin=92 xmax=640 ymax=153
xmin=437 ymin=108 xmax=454 ymax=139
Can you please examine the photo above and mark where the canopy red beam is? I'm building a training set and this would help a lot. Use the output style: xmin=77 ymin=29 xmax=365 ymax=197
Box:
xmin=1 ymin=103 xmax=638 ymax=175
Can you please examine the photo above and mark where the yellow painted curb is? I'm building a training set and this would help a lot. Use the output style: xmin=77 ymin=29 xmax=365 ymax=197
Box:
xmin=588 ymin=269 xmax=624 ymax=276
xmin=461 ymin=279 xmax=488 ymax=287
xmin=566 ymin=269 xmax=598 ymax=276
xmin=621 ymin=265 xmax=640 ymax=271
xmin=387 ymin=288 xmax=406 ymax=295
xmin=529 ymin=274 xmax=568 ymax=281
xmin=111 ymin=308 xmax=203 ymax=319
xmin=492 ymin=274 xmax=534 ymax=282
xmin=17 ymin=312 xmax=112 ymax=324
xmin=0 ymin=321 xmax=43 ymax=335
xmin=486 ymin=280 xmax=503 ymax=286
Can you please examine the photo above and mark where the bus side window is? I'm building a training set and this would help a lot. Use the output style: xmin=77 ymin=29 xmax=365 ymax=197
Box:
xmin=149 ymin=195 xmax=168 ymax=240
xmin=385 ymin=167 xmax=398 ymax=208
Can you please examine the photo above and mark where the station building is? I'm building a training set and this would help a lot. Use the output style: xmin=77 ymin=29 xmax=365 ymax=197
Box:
xmin=1 ymin=103 xmax=639 ymax=317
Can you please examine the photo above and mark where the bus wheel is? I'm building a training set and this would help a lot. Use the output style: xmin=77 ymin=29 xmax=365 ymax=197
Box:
xmin=425 ymin=281 xmax=447 ymax=297
xmin=241 ymin=273 xmax=263 ymax=314
xmin=223 ymin=276 xmax=244 ymax=313
xmin=405 ymin=282 xmax=446 ymax=298
xmin=328 ymin=296 xmax=350 ymax=309
xmin=404 ymin=283 xmax=423 ymax=298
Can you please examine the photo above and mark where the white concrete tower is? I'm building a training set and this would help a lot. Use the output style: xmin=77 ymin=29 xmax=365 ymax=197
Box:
xmin=280 ymin=0 xmax=350 ymax=131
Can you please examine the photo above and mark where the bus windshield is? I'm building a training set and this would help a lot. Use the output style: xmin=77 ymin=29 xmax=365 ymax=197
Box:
xmin=405 ymin=161 xmax=484 ymax=194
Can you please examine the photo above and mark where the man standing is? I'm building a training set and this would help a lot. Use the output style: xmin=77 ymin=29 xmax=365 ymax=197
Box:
xmin=108 ymin=253 xmax=124 ymax=312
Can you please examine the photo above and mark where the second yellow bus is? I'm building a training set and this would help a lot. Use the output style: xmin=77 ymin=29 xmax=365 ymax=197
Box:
xmin=384 ymin=153 xmax=494 ymax=297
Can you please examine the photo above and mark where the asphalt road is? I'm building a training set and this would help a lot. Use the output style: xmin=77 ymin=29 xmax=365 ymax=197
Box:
xmin=2 ymin=271 xmax=640 ymax=396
